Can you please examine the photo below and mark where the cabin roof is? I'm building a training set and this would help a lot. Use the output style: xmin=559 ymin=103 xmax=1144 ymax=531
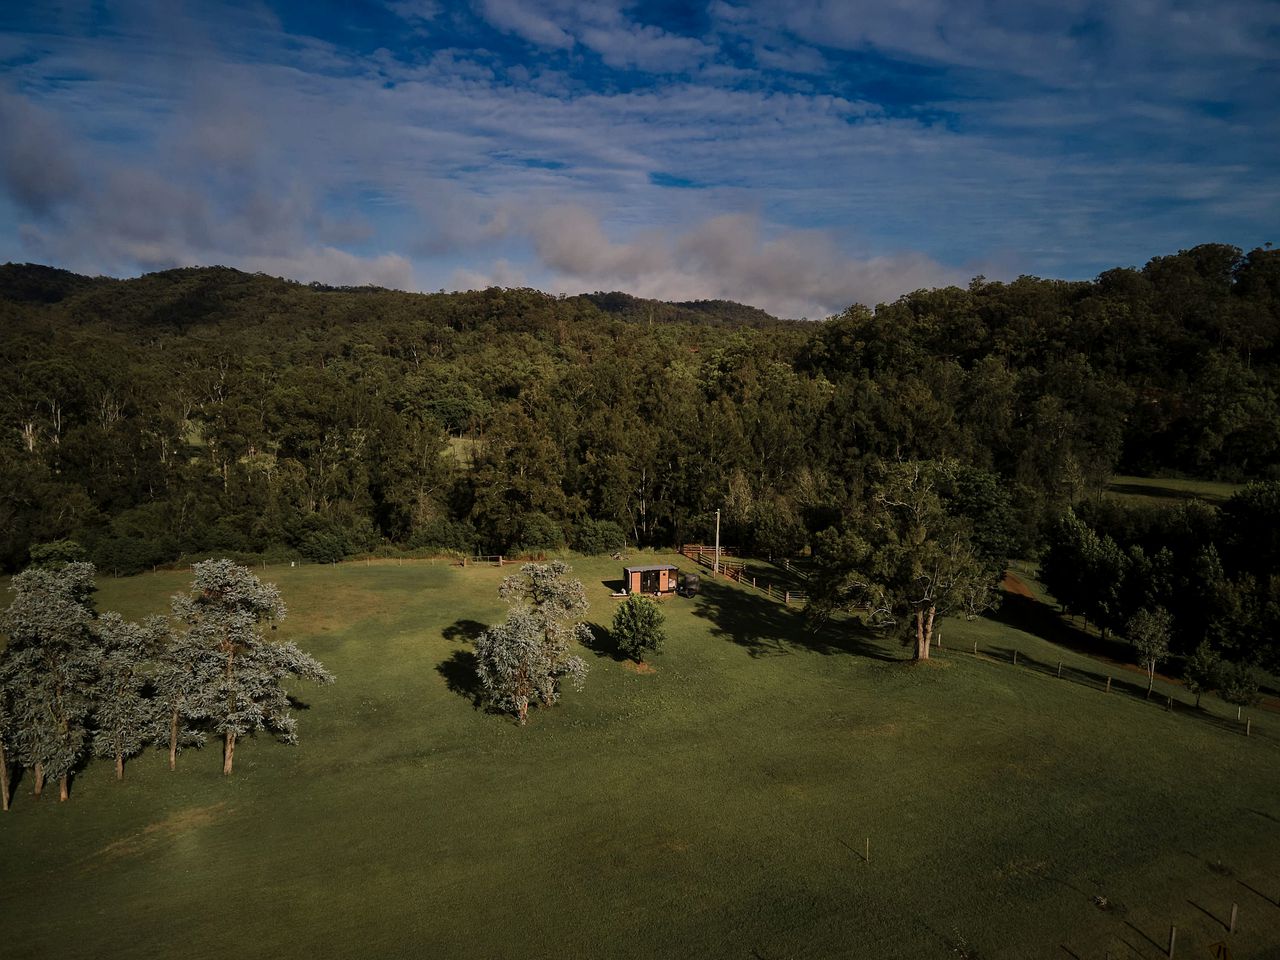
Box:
xmin=623 ymin=564 xmax=679 ymax=574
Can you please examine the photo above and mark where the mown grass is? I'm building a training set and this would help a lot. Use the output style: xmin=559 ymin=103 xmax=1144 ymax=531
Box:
xmin=1105 ymin=474 xmax=1244 ymax=507
xmin=2 ymin=556 xmax=1278 ymax=959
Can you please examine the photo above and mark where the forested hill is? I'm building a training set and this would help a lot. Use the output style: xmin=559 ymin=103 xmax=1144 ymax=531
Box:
xmin=1 ymin=242 xmax=1278 ymax=574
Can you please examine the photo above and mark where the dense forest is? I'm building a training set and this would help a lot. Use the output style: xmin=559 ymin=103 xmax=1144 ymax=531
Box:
xmin=2 ymin=242 xmax=1278 ymax=588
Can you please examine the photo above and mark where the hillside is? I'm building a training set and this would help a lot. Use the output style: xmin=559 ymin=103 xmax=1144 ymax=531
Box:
xmin=1 ymin=244 xmax=1277 ymax=578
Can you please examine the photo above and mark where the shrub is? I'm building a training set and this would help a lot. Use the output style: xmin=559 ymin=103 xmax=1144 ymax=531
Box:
xmin=612 ymin=594 xmax=666 ymax=662
xmin=573 ymin=518 xmax=626 ymax=556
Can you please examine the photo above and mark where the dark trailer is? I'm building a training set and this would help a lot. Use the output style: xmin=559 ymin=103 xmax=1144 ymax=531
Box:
xmin=623 ymin=564 xmax=679 ymax=596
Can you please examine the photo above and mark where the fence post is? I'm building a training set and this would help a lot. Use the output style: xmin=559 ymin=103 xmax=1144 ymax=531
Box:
xmin=1229 ymin=903 xmax=1238 ymax=934
xmin=1167 ymin=925 xmax=1176 ymax=958
xmin=1106 ymin=677 xmax=1112 ymax=694
xmin=1013 ymin=650 xmax=1018 ymax=666
xmin=973 ymin=641 xmax=978 ymax=656
xmin=1057 ymin=661 xmax=1063 ymax=678
xmin=785 ymin=591 xmax=791 ymax=605
xmin=1246 ymin=718 xmax=1251 ymax=736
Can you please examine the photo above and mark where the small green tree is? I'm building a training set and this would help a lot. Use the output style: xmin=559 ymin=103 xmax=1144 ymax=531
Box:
xmin=1181 ymin=641 xmax=1220 ymax=709
xmin=1218 ymin=660 xmax=1261 ymax=720
xmin=1128 ymin=606 xmax=1173 ymax=698
xmin=172 ymin=560 xmax=333 ymax=774
xmin=612 ymin=595 xmax=666 ymax=662
xmin=475 ymin=561 xmax=590 ymax=724
xmin=91 ymin=613 xmax=167 ymax=780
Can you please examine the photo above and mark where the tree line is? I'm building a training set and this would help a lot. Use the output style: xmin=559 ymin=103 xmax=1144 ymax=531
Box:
xmin=2 ymin=242 xmax=1277 ymax=576
xmin=0 ymin=553 xmax=331 ymax=808
xmin=1037 ymin=479 xmax=1279 ymax=691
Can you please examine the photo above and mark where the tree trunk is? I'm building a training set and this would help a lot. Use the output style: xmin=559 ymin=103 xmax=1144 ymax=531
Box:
xmin=115 ymin=750 xmax=124 ymax=781
xmin=59 ymin=774 xmax=69 ymax=802
xmin=1146 ymin=671 xmax=1154 ymax=698
xmin=1195 ymin=692 xmax=1202 ymax=708
xmin=34 ymin=762 xmax=44 ymax=797
xmin=169 ymin=709 xmax=179 ymax=771
xmin=518 ymin=701 xmax=529 ymax=725
xmin=0 ymin=741 xmax=9 ymax=812
xmin=914 ymin=609 xmax=930 ymax=661
xmin=925 ymin=606 xmax=936 ymax=651
xmin=223 ymin=731 xmax=236 ymax=775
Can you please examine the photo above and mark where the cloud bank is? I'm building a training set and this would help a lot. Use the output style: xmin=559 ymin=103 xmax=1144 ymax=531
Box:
xmin=0 ymin=0 xmax=1275 ymax=316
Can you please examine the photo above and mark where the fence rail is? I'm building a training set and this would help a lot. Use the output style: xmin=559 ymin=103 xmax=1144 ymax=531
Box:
xmin=678 ymin=545 xmax=808 ymax=607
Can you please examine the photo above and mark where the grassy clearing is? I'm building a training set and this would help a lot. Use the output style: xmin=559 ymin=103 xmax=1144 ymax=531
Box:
xmin=1105 ymin=474 xmax=1245 ymax=507
xmin=2 ymin=557 xmax=1278 ymax=959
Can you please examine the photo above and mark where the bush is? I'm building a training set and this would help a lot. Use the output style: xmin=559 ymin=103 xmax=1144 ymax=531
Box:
xmin=409 ymin=518 xmax=477 ymax=554
xmin=300 ymin=531 xmax=349 ymax=564
xmin=28 ymin=539 xmax=87 ymax=568
xmin=516 ymin=512 xmax=566 ymax=554
xmin=573 ymin=518 xmax=626 ymax=556
xmin=612 ymin=594 xmax=666 ymax=662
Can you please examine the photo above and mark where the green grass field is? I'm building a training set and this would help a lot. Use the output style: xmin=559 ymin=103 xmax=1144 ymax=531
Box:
xmin=1105 ymin=474 xmax=1245 ymax=507
xmin=3 ymin=557 xmax=1279 ymax=959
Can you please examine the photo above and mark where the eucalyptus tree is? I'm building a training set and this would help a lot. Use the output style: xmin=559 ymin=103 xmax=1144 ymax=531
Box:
xmin=92 ymin=612 xmax=167 ymax=780
xmin=475 ymin=561 xmax=590 ymax=724
xmin=809 ymin=461 xmax=998 ymax=661
xmin=153 ymin=622 xmax=218 ymax=771
xmin=171 ymin=560 xmax=333 ymax=774
xmin=0 ymin=562 xmax=100 ymax=801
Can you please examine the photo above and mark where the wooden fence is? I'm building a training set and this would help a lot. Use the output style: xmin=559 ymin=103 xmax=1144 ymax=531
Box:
xmin=678 ymin=545 xmax=808 ymax=607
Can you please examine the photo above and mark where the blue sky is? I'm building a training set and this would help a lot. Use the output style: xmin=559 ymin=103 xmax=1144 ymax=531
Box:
xmin=1 ymin=0 xmax=1276 ymax=317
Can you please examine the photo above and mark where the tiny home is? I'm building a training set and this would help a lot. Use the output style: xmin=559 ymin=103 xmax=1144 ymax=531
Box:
xmin=623 ymin=563 xmax=679 ymax=596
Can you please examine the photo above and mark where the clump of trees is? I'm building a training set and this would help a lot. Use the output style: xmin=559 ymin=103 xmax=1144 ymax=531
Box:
xmin=1039 ymin=480 xmax=1280 ymax=681
xmin=612 ymin=595 xmax=666 ymax=662
xmin=0 ymin=559 xmax=332 ymax=808
xmin=474 ymin=561 xmax=589 ymax=724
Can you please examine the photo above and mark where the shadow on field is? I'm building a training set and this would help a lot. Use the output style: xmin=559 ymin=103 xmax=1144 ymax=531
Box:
xmin=1122 ymin=919 xmax=1164 ymax=955
xmin=600 ymin=578 xmax=625 ymax=594
xmin=442 ymin=619 xmax=487 ymax=643
xmin=992 ymin=592 xmax=1136 ymax=663
xmin=984 ymin=643 xmax=1268 ymax=740
xmin=691 ymin=578 xmax=898 ymax=661
xmin=436 ymin=649 xmax=484 ymax=707
xmin=581 ymin=622 xmax=627 ymax=661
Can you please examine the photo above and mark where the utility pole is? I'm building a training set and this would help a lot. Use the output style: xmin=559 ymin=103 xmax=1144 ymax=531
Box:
xmin=714 ymin=509 xmax=721 ymax=576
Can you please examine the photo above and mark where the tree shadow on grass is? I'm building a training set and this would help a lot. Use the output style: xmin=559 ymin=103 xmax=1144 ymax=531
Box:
xmin=985 ymin=644 xmax=1268 ymax=740
xmin=436 ymin=649 xmax=483 ymax=708
xmin=580 ymin=621 xmax=627 ymax=661
xmin=1122 ymin=919 xmax=1164 ymax=955
xmin=690 ymin=578 xmax=899 ymax=661
xmin=442 ymin=619 xmax=487 ymax=643
xmin=991 ymin=592 xmax=1137 ymax=663
xmin=600 ymin=578 xmax=626 ymax=595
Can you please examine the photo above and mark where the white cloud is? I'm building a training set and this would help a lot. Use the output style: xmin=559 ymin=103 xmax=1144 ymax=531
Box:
xmin=517 ymin=207 xmax=968 ymax=318
xmin=1 ymin=0 xmax=1276 ymax=309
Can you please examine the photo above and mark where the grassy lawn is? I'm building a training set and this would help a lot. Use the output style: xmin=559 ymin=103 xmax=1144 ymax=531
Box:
xmin=1105 ymin=474 xmax=1245 ymax=507
xmin=2 ymin=556 xmax=1279 ymax=959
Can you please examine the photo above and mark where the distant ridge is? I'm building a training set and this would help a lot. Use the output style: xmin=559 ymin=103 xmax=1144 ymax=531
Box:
xmin=0 ymin=262 xmax=790 ymax=330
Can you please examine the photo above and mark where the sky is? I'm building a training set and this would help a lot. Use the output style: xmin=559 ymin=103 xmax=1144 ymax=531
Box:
xmin=0 ymin=1 xmax=1277 ymax=318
